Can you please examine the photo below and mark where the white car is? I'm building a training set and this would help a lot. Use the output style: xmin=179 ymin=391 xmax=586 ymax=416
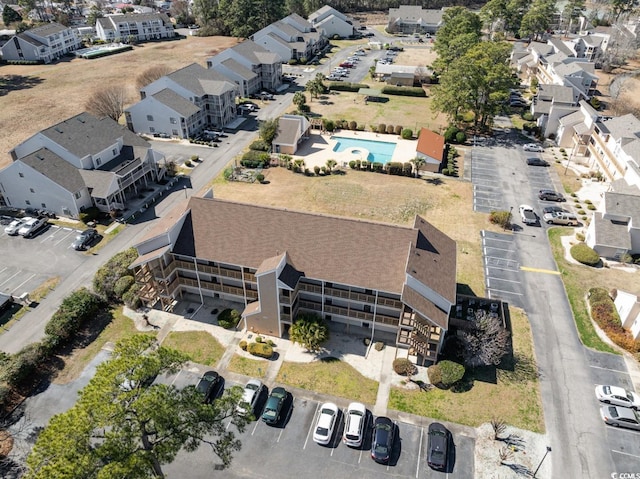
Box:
xmin=595 ymin=385 xmax=640 ymax=410
xmin=18 ymin=217 xmax=47 ymax=237
xmin=4 ymin=218 xmax=26 ymax=235
xmin=313 ymin=402 xmax=339 ymax=445
xmin=343 ymin=402 xmax=367 ymax=447
xmin=237 ymin=379 xmax=263 ymax=416
xmin=523 ymin=143 xmax=544 ymax=152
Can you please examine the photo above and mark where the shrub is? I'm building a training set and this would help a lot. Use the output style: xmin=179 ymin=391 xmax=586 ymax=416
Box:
xmin=314 ymin=165 xmax=321 ymax=175
xmin=247 ymin=341 xmax=273 ymax=358
xmin=395 ymin=125 xmax=403 ymax=135
xmin=438 ymin=360 xmax=465 ymax=387
xmin=249 ymin=140 xmax=270 ymax=151
xmin=349 ymin=121 xmax=357 ymax=130
xmin=386 ymin=124 xmax=395 ymax=134
xmin=585 ymin=199 xmax=592 ymax=204
xmin=403 ymin=162 xmax=413 ymax=176
xmin=190 ymin=155 xmax=199 ymax=161
xmin=267 ymin=339 xmax=276 ymax=347
xmin=114 ymin=275 xmax=136 ymax=300
xmin=288 ymin=59 xmax=297 ymax=65
xmin=374 ymin=341 xmax=385 ymax=351
xmin=122 ymin=283 xmax=141 ymax=309
xmin=387 ymin=162 xmax=403 ymax=175
xmin=570 ymin=243 xmax=600 ymax=266
xmin=44 ymin=288 xmax=103 ymax=348
xmin=587 ymin=204 xmax=596 ymax=210
xmin=441 ymin=168 xmax=451 ymax=176
xmin=620 ymin=253 xmax=633 ymax=264
xmin=427 ymin=364 xmax=442 ymax=385
xmin=522 ymin=111 xmax=534 ymax=121
xmin=256 ymin=173 xmax=265 ymax=183
xmin=93 ymin=248 xmax=139 ymax=301
xmin=455 ymin=131 xmax=466 ymax=144
xmin=576 ymin=232 xmax=585 ymax=241
xmin=239 ymin=340 xmax=248 ymax=351
xmin=443 ymin=126 xmax=459 ymax=143
xmin=184 ymin=160 xmax=193 ymax=167
xmin=255 ymin=335 xmax=263 ymax=343
xmin=401 ymin=128 xmax=413 ymax=139
xmin=363 ymin=337 xmax=371 ymax=346
xmin=489 ymin=210 xmax=512 ymax=228
xmin=380 ymin=85 xmax=426 ymax=97
xmin=2 ymin=342 xmax=49 ymax=387
xmin=323 ymin=119 xmax=335 ymax=132
xmin=378 ymin=123 xmax=387 ymax=134
xmin=79 ymin=207 xmax=100 ymax=224
xmin=372 ymin=162 xmax=385 ymax=173
xmin=328 ymin=82 xmax=369 ymax=92
xmin=218 ymin=308 xmax=241 ymax=329
xmin=392 ymin=357 xmax=417 ymax=376
xmin=349 ymin=160 xmax=357 ymax=169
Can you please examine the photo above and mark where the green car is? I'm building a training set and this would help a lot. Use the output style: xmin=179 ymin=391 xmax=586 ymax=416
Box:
xmin=261 ymin=386 xmax=287 ymax=425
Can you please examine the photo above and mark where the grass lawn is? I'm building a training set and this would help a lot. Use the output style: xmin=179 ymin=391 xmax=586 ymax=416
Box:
xmin=277 ymin=358 xmax=378 ymax=404
xmin=389 ymin=308 xmax=545 ymax=432
xmin=548 ymin=227 xmax=619 ymax=353
xmin=212 ymin=167 xmax=495 ymax=297
xmin=162 ymin=331 xmax=226 ymax=366
xmin=54 ymin=306 xmax=154 ymax=384
xmin=226 ymin=354 xmax=268 ymax=379
xmin=0 ymin=277 xmax=61 ymax=332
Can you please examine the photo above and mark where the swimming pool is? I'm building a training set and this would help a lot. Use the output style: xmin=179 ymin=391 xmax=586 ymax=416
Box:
xmin=331 ymin=136 xmax=397 ymax=164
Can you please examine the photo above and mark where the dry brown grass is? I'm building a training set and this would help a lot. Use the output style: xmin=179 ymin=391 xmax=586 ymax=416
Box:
xmin=212 ymin=167 xmax=501 ymax=295
xmin=0 ymin=35 xmax=240 ymax=168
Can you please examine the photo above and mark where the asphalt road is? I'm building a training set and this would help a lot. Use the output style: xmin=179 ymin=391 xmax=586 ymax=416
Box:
xmin=471 ymin=129 xmax=639 ymax=478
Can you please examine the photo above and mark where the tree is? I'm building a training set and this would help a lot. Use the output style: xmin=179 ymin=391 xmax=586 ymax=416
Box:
xmin=25 ymin=335 xmax=248 ymax=479
xmin=305 ymin=74 xmax=325 ymax=100
xmin=2 ymin=5 xmax=22 ymax=25
xmin=259 ymin=118 xmax=279 ymax=146
xmin=136 ymin=65 xmax=172 ymax=90
xmin=432 ymin=7 xmax=482 ymax=73
xmin=610 ymin=0 xmax=636 ymax=22
xmin=519 ymin=0 xmax=556 ymax=42
xmin=325 ymin=158 xmax=337 ymax=172
xmin=85 ymin=85 xmax=128 ymax=122
xmin=292 ymin=91 xmax=307 ymax=111
xmin=562 ymin=0 xmax=585 ymax=33
xmin=170 ymin=0 xmax=194 ymax=26
xmin=87 ymin=5 xmax=104 ymax=26
xmin=459 ymin=312 xmax=511 ymax=367
xmin=93 ymin=248 xmax=139 ymax=301
xmin=410 ymin=157 xmax=426 ymax=178
xmin=289 ymin=313 xmax=329 ymax=352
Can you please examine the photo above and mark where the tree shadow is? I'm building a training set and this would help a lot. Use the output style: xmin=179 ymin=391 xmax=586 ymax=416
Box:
xmin=0 ymin=75 xmax=44 ymax=97
xmin=425 ymin=177 xmax=444 ymax=186
xmin=500 ymin=462 xmax=532 ymax=476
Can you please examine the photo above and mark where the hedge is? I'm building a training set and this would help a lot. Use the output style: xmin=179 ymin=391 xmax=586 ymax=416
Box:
xmin=427 ymin=364 xmax=442 ymax=385
xmin=328 ymin=82 xmax=370 ymax=92
xmin=1 ymin=342 xmax=50 ymax=387
xmin=239 ymin=340 xmax=248 ymax=351
xmin=114 ymin=275 xmax=136 ymax=300
xmin=381 ymin=86 xmax=426 ymax=97
xmin=438 ymin=360 xmax=465 ymax=387
xmin=93 ymin=248 xmax=139 ymax=301
xmin=218 ymin=308 xmax=241 ymax=329
xmin=249 ymin=140 xmax=270 ymax=151
xmin=44 ymin=288 xmax=102 ymax=347
xmin=247 ymin=342 xmax=274 ymax=359
xmin=570 ymin=243 xmax=600 ymax=266
xmin=392 ymin=357 xmax=416 ymax=375
xmin=401 ymin=128 xmax=413 ymax=139
xmin=589 ymin=287 xmax=640 ymax=353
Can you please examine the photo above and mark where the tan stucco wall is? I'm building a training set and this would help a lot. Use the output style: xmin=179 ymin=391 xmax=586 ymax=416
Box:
xmin=245 ymin=270 xmax=281 ymax=336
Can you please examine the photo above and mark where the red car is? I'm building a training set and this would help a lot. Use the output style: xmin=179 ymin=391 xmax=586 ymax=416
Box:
xmin=339 ymin=62 xmax=353 ymax=68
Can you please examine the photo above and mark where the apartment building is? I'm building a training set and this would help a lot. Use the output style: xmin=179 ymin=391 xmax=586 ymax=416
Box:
xmin=131 ymin=196 xmax=457 ymax=366
xmin=96 ymin=12 xmax=175 ymax=42
xmin=0 ymin=22 xmax=81 ymax=63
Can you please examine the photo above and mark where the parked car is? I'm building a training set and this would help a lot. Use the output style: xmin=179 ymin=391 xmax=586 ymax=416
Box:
xmin=4 ymin=218 xmax=26 ymax=236
xmin=196 ymin=370 xmax=223 ymax=404
xmin=18 ymin=217 xmax=47 ymax=238
xmin=543 ymin=212 xmax=578 ymax=226
xmin=339 ymin=62 xmax=354 ymax=68
xmin=354 ymin=50 xmax=366 ymax=56
xmin=343 ymin=402 xmax=367 ymax=447
xmin=523 ymin=143 xmax=544 ymax=152
xmin=262 ymin=386 xmax=287 ymax=425
xmin=71 ymin=228 xmax=99 ymax=251
xmin=527 ymin=157 xmax=549 ymax=166
xmin=427 ymin=422 xmax=450 ymax=471
xmin=237 ymin=379 xmax=264 ymax=416
xmin=538 ymin=189 xmax=565 ymax=202
xmin=543 ymin=206 xmax=567 ymax=215
xmin=313 ymin=402 xmax=339 ymax=445
xmin=259 ymin=91 xmax=274 ymax=100
xmin=595 ymin=385 xmax=640 ymax=410
xmin=519 ymin=205 xmax=538 ymax=225
xmin=510 ymin=100 xmax=529 ymax=108
xmin=371 ymin=416 xmax=394 ymax=464
xmin=601 ymin=405 xmax=640 ymax=431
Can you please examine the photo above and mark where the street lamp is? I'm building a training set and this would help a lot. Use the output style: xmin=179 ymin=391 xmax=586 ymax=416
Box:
xmin=533 ymin=446 xmax=551 ymax=478
xmin=183 ymin=185 xmax=188 ymax=198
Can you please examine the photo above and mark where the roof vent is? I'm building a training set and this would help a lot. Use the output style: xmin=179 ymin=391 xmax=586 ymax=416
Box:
xmin=411 ymin=269 xmax=417 ymax=274
xmin=54 ymin=127 xmax=63 ymax=133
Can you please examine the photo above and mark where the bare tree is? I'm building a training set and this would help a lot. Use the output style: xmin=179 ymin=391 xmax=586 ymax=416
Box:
xmin=596 ymin=23 xmax=639 ymax=72
xmin=84 ymin=86 xmax=128 ymax=122
xmin=460 ymin=311 xmax=511 ymax=368
xmin=490 ymin=417 xmax=507 ymax=440
xmin=135 ymin=65 xmax=172 ymax=91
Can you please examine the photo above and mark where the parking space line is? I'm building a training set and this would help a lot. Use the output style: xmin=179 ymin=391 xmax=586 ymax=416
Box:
xmin=612 ymin=449 xmax=640 ymax=457
xmin=487 ymin=287 xmax=523 ymax=296
xmin=589 ymin=364 xmax=630 ymax=374
xmin=0 ymin=270 xmax=21 ymax=287
xmin=251 ymin=420 xmax=260 ymax=436
xmin=55 ymin=231 xmax=75 ymax=246
xmin=484 ymin=245 xmax=513 ymax=253
xmin=415 ymin=427 xmax=423 ymax=478
xmin=303 ymin=402 xmax=320 ymax=450
xmin=277 ymin=427 xmax=285 ymax=443
xmin=10 ymin=273 xmax=36 ymax=294
xmin=487 ymin=276 xmax=520 ymax=284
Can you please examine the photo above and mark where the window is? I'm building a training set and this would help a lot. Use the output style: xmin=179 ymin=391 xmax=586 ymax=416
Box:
xmin=147 ymin=114 xmax=154 ymax=121
xmin=170 ymin=117 xmax=177 ymax=124
xmin=25 ymin=200 xmax=31 ymax=205
xmin=74 ymin=191 xmax=81 ymax=199
xmin=19 ymin=172 xmax=24 ymax=178
xmin=96 ymin=158 xmax=102 ymax=166
xmin=112 ymin=148 xmax=117 ymax=155
xmin=149 ymin=127 xmax=155 ymax=133
xmin=172 ymin=129 xmax=179 ymax=136
xmin=29 ymin=188 xmax=35 ymax=193
xmin=41 ymin=203 xmax=46 ymax=208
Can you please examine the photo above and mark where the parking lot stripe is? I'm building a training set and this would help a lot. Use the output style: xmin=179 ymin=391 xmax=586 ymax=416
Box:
xmin=589 ymin=364 xmax=630 ymax=374
xmin=487 ymin=275 xmax=520 ymax=284
xmin=303 ymin=402 xmax=320 ymax=450
xmin=250 ymin=419 xmax=260 ymax=436
xmin=612 ymin=448 xmax=640 ymax=456
xmin=415 ymin=426 xmax=423 ymax=478
xmin=55 ymin=230 xmax=76 ymax=246
xmin=0 ymin=270 xmax=21 ymax=287
xmin=10 ymin=273 xmax=36 ymax=294
xmin=520 ymin=266 xmax=561 ymax=275
xmin=488 ymin=287 xmax=523 ymax=296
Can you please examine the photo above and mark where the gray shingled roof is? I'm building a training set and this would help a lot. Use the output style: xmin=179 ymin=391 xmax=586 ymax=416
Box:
xmin=166 ymin=63 xmax=237 ymax=96
xmin=220 ymin=58 xmax=257 ymax=80
xmin=230 ymin=39 xmax=280 ymax=65
xmin=592 ymin=212 xmax=632 ymax=249
xmin=39 ymin=112 xmax=149 ymax=160
xmin=621 ymin=138 xmax=640 ymax=163
xmin=21 ymin=148 xmax=85 ymax=193
xmin=28 ymin=22 xmax=69 ymax=37
xmin=537 ymin=84 xmax=575 ymax=103
xmin=605 ymin=191 xmax=640 ymax=225
xmin=152 ymin=89 xmax=200 ymax=117
xmin=79 ymin=169 xmax=116 ymax=198
xmin=602 ymin=114 xmax=640 ymax=140
xmin=16 ymin=32 xmax=46 ymax=47
xmin=103 ymin=12 xmax=172 ymax=26
xmin=611 ymin=179 xmax=640 ymax=196
xmin=548 ymin=37 xmax=574 ymax=56
xmin=174 ymin=197 xmax=456 ymax=298
xmin=274 ymin=117 xmax=301 ymax=146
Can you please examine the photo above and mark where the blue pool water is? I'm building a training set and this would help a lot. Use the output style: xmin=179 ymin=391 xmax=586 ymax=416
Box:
xmin=331 ymin=136 xmax=397 ymax=164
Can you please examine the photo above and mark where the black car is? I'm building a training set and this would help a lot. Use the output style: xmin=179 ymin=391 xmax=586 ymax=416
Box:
xmin=262 ymin=386 xmax=287 ymax=425
xmin=427 ymin=422 xmax=450 ymax=470
xmin=196 ymin=370 xmax=223 ymax=404
xmin=526 ymin=157 xmax=549 ymax=167
xmin=543 ymin=205 xmax=567 ymax=215
xmin=538 ymin=189 xmax=565 ymax=202
xmin=71 ymin=228 xmax=99 ymax=250
xmin=371 ymin=416 xmax=394 ymax=464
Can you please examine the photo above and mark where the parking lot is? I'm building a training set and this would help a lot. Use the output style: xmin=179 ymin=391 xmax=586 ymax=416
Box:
xmin=162 ymin=370 xmax=475 ymax=479
xmin=481 ymin=231 xmax=524 ymax=309
xmin=0 ymin=217 xmax=87 ymax=298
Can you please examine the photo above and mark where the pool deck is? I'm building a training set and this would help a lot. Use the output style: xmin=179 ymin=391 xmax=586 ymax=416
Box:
xmin=293 ymin=130 xmax=418 ymax=169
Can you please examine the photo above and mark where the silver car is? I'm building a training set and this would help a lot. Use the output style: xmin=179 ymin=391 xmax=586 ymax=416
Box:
xmin=523 ymin=143 xmax=544 ymax=152
xmin=237 ymin=379 xmax=263 ymax=416
xmin=4 ymin=218 xmax=26 ymax=235
xmin=601 ymin=405 xmax=640 ymax=431
xmin=595 ymin=385 xmax=640 ymax=410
